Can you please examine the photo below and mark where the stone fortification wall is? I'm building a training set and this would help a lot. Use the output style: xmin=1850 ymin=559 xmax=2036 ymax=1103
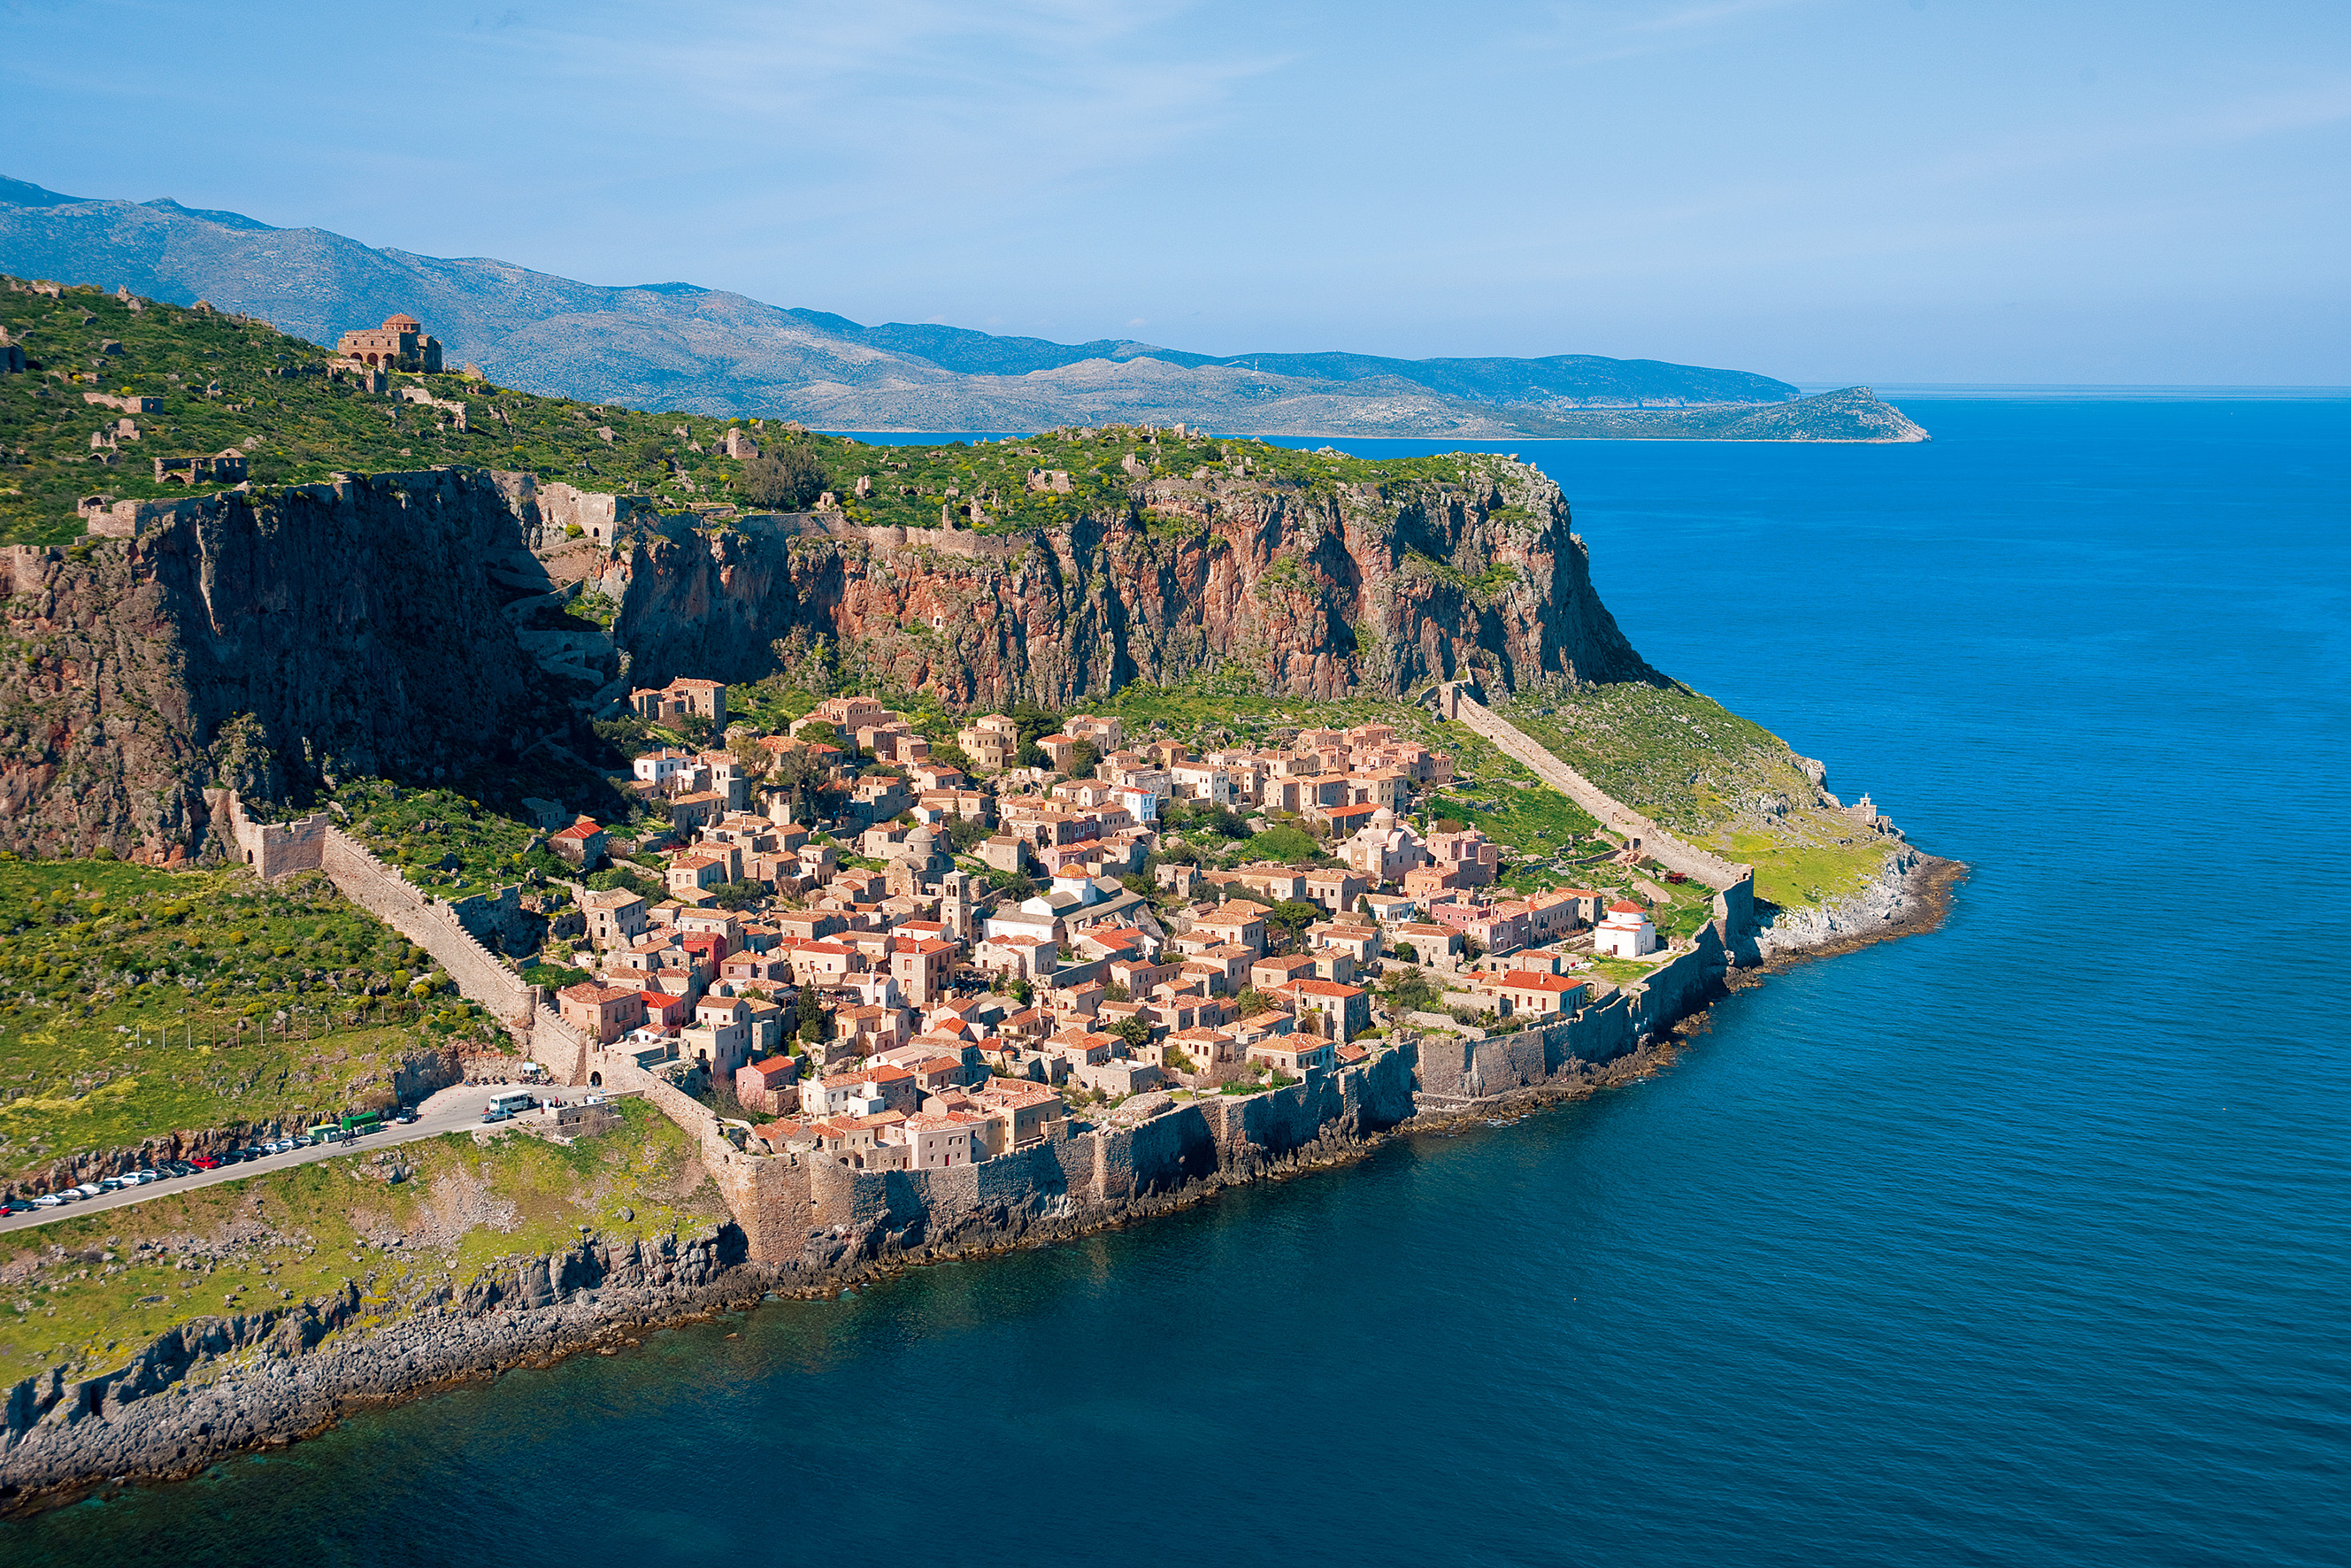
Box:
xmin=317 ymin=830 xmax=532 ymax=1020
xmin=218 ymin=791 xmax=537 ymax=1024
xmin=1446 ymin=689 xmax=1755 ymax=895
xmin=216 ymin=792 xmax=335 ymax=880
xmin=1413 ymin=924 xmax=1726 ymax=1102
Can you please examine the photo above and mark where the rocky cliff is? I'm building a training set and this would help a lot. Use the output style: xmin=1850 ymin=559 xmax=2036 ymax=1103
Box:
xmin=601 ymin=456 xmax=1656 ymax=707
xmin=0 ymin=470 xmax=564 ymax=859
xmin=0 ymin=449 xmax=1654 ymax=851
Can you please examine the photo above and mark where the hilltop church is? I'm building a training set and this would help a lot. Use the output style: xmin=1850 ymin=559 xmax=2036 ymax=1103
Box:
xmin=335 ymin=312 xmax=443 ymax=373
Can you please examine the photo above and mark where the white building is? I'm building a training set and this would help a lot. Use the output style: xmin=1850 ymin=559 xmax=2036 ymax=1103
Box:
xmin=801 ymin=1072 xmax=887 ymax=1118
xmin=1594 ymin=899 xmax=1658 ymax=958
xmin=634 ymin=748 xmax=696 ymax=788
xmin=1169 ymin=761 xmax=1234 ymax=807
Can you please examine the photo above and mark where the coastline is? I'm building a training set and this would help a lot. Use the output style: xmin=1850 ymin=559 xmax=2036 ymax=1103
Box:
xmin=0 ymin=851 xmax=1956 ymax=1515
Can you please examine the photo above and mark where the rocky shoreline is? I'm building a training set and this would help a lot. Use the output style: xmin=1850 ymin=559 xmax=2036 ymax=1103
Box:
xmin=1748 ymin=848 xmax=1965 ymax=969
xmin=0 ymin=860 xmax=1957 ymax=1515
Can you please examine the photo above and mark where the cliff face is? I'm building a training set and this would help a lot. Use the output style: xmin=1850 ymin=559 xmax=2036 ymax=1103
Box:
xmin=0 ymin=456 xmax=1657 ymax=853
xmin=602 ymin=460 xmax=1655 ymax=707
xmin=0 ymin=470 xmax=551 ymax=859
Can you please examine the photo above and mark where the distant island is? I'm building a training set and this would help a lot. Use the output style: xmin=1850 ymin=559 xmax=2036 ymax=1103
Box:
xmin=0 ymin=176 xmax=1925 ymax=442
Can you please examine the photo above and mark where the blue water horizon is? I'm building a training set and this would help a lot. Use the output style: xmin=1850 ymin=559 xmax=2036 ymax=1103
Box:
xmin=12 ymin=395 xmax=2347 ymax=1566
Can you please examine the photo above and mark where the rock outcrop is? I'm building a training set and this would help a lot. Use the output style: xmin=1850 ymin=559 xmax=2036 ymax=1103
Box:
xmin=0 ymin=1226 xmax=742 ymax=1500
xmin=0 ymin=471 xmax=572 ymax=859
xmin=600 ymin=458 xmax=1656 ymax=705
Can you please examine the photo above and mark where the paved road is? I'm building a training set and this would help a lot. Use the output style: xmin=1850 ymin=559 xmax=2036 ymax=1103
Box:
xmin=0 ymin=1080 xmax=562 ymax=1237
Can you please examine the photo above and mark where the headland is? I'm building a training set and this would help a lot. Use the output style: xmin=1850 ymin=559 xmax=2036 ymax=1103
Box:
xmin=0 ymin=278 xmax=1951 ymax=1509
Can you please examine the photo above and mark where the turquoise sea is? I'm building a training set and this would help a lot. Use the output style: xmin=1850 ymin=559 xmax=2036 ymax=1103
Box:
xmin=10 ymin=396 xmax=2347 ymax=1564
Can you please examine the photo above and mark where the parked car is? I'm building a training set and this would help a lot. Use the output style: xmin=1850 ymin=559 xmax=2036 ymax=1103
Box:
xmin=188 ymin=1156 xmax=219 ymax=1171
xmin=100 ymin=1175 xmax=132 ymax=1192
xmin=164 ymin=1160 xmax=194 ymax=1177
xmin=71 ymin=1183 xmax=104 ymax=1199
xmin=1 ymin=1199 xmax=32 ymax=1214
xmin=129 ymin=1169 xmax=159 ymax=1185
xmin=394 ymin=1109 xmax=418 ymax=1125
xmin=32 ymin=1192 xmax=66 ymax=1208
xmin=480 ymin=1109 xmax=511 ymax=1124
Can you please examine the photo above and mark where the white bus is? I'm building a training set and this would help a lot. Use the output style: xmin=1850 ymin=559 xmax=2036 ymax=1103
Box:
xmin=483 ymin=1090 xmax=538 ymax=1118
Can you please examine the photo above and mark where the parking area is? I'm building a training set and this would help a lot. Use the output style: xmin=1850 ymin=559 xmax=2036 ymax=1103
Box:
xmin=0 ymin=1080 xmax=549 ymax=1236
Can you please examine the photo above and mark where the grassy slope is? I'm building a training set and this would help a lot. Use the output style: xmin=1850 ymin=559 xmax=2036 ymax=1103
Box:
xmin=0 ymin=861 xmax=497 ymax=1181
xmin=2 ymin=277 xmax=1513 ymax=547
xmin=0 ymin=1099 xmax=724 ymax=1382
xmin=1492 ymin=683 xmax=1890 ymax=910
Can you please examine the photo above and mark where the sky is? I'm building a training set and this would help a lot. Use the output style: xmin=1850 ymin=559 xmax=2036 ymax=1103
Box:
xmin=4 ymin=0 xmax=2346 ymax=384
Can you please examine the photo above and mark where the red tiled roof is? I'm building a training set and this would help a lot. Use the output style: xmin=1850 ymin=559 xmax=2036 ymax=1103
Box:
xmin=1291 ymin=979 xmax=1365 ymax=998
xmin=1499 ymin=972 xmax=1582 ymax=993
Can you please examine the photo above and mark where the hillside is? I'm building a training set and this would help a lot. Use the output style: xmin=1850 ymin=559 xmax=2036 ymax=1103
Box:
xmin=0 ymin=176 xmax=1896 ymax=438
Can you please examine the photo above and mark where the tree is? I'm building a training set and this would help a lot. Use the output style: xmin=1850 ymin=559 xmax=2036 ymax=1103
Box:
xmin=710 ymin=880 xmax=766 ymax=911
xmin=1379 ymin=968 xmax=1441 ymax=1016
xmin=1234 ymin=987 xmax=1275 ymax=1018
xmin=1069 ymin=741 xmax=1101 ymax=780
xmin=741 ymin=446 xmax=828 ymax=510
xmin=795 ymin=983 xmax=826 ymax=1044
xmin=1267 ymin=900 xmax=1320 ymax=940
xmin=728 ymin=734 xmax=773 ymax=779
xmin=1110 ymin=1017 xmax=1153 ymax=1053
xmin=1246 ymin=824 xmax=1318 ymax=864
xmin=942 ymin=815 xmax=989 ymax=853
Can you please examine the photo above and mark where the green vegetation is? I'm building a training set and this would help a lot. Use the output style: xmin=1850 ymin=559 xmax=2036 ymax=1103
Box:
xmin=1493 ymin=684 xmax=1890 ymax=913
xmin=0 ymin=860 xmax=493 ymax=1180
xmin=0 ymin=281 xmax=1545 ymax=549
xmin=1241 ymin=823 xmax=1320 ymax=864
xmin=0 ymin=1098 xmax=723 ymax=1377
xmin=332 ymin=780 xmax=569 ymax=892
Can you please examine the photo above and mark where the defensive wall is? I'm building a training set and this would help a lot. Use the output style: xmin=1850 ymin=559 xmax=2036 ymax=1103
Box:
xmin=1441 ymin=687 xmax=1758 ymax=942
xmin=218 ymin=792 xmax=534 ymax=1025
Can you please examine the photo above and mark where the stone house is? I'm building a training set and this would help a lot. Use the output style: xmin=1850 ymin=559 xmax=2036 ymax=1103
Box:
xmin=1490 ymin=972 xmax=1588 ymax=1019
xmin=896 ymin=1111 xmax=982 ymax=1169
xmin=557 ymin=982 xmax=645 ymax=1044
xmin=580 ymin=888 xmax=647 ymax=949
xmin=1287 ymin=979 xmax=1369 ymax=1041
xmin=892 ymin=936 xmax=955 ymax=1008
xmin=734 ymin=1055 xmax=802 ymax=1116
xmin=549 ymin=817 xmax=608 ymax=871
xmin=1304 ymin=870 xmax=1368 ymax=914
xmin=627 ymin=676 xmax=728 ymax=729
xmin=1247 ymin=1036 xmax=1334 ymax=1077
xmin=666 ymin=852 xmax=731 ymax=897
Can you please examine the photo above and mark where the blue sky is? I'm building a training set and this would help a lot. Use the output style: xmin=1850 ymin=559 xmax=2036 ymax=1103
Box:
xmin=5 ymin=0 xmax=2345 ymax=383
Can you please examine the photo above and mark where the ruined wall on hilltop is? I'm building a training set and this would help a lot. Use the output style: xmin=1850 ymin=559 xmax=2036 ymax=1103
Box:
xmin=600 ymin=465 xmax=1656 ymax=706
xmin=0 ymin=471 xmax=549 ymax=859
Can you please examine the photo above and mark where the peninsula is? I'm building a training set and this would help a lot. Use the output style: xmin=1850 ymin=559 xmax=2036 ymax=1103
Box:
xmin=0 ymin=280 xmax=1952 ymax=1506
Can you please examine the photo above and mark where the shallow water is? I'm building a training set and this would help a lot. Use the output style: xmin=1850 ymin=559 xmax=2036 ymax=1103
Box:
xmin=11 ymin=396 xmax=2348 ymax=1565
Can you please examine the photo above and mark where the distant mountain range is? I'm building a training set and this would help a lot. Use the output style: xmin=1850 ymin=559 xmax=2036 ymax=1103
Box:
xmin=0 ymin=175 xmax=1896 ymax=438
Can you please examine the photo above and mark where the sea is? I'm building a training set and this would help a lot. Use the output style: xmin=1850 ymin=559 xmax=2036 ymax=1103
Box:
xmin=10 ymin=395 xmax=2347 ymax=1565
